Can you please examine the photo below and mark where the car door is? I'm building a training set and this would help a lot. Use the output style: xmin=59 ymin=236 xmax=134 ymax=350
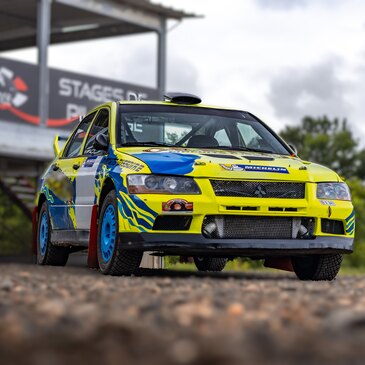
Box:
xmin=73 ymin=108 xmax=110 ymax=230
xmin=48 ymin=112 xmax=96 ymax=231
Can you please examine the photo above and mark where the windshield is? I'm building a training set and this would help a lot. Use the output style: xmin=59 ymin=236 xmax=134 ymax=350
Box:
xmin=119 ymin=105 xmax=290 ymax=155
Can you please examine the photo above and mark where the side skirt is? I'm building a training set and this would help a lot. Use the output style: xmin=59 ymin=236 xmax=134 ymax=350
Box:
xmin=51 ymin=229 xmax=90 ymax=247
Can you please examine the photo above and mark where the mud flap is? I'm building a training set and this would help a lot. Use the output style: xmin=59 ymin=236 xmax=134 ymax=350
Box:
xmin=264 ymin=257 xmax=294 ymax=272
xmin=87 ymin=205 xmax=99 ymax=269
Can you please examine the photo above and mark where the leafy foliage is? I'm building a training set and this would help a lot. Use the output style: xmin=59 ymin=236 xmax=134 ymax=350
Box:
xmin=280 ymin=116 xmax=365 ymax=267
xmin=280 ymin=116 xmax=365 ymax=179
xmin=0 ymin=189 xmax=31 ymax=254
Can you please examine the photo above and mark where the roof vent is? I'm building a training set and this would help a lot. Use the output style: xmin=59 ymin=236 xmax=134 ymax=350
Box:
xmin=164 ymin=92 xmax=202 ymax=105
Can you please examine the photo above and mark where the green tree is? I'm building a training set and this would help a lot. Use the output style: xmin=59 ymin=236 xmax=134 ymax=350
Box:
xmin=0 ymin=189 xmax=31 ymax=255
xmin=344 ymin=179 xmax=365 ymax=267
xmin=280 ymin=116 xmax=365 ymax=180
xmin=280 ymin=116 xmax=365 ymax=268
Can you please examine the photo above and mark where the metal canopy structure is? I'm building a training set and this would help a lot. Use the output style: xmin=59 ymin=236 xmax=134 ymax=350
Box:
xmin=0 ymin=0 xmax=195 ymax=49
xmin=0 ymin=0 xmax=196 ymax=125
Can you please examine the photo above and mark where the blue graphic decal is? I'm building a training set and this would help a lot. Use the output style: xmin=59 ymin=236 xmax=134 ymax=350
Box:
xmin=48 ymin=206 xmax=74 ymax=230
xmin=346 ymin=210 xmax=355 ymax=235
xmin=346 ymin=210 xmax=355 ymax=223
xmin=106 ymin=161 xmax=158 ymax=231
xmin=41 ymin=171 xmax=76 ymax=230
xmin=132 ymin=153 xmax=199 ymax=175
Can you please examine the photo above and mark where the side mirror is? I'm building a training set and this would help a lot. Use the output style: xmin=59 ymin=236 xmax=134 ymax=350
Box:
xmin=93 ymin=133 xmax=109 ymax=151
xmin=53 ymin=135 xmax=68 ymax=157
xmin=53 ymin=135 xmax=61 ymax=157
xmin=289 ymin=144 xmax=298 ymax=155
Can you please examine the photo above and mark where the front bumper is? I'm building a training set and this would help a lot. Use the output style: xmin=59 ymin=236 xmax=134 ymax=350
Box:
xmin=120 ymin=233 xmax=354 ymax=257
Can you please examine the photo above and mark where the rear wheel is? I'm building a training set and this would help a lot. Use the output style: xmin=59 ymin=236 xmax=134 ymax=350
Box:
xmin=292 ymin=254 xmax=343 ymax=281
xmin=97 ymin=190 xmax=142 ymax=276
xmin=37 ymin=202 xmax=69 ymax=266
xmin=194 ymin=257 xmax=227 ymax=272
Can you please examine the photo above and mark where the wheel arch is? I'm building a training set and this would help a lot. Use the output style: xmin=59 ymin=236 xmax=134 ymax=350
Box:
xmin=37 ymin=193 xmax=47 ymax=215
xmin=98 ymin=178 xmax=116 ymax=216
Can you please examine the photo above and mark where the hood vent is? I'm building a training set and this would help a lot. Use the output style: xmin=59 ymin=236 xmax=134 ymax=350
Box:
xmin=242 ymin=155 xmax=275 ymax=161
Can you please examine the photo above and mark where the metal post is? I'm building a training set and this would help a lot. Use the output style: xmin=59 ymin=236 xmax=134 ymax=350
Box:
xmin=37 ymin=0 xmax=52 ymax=127
xmin=157 ymin=18 xmax=167 ymax=100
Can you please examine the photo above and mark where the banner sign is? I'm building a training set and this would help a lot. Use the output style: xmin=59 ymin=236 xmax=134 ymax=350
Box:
xmin=0 ymin=57 xmax=159 ymax=129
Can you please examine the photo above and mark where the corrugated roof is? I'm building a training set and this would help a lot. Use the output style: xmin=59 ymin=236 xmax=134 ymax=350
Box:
xmin=0 ymin=0 xmax=198 ymax=51
xmin=119 ymin=0 xmax=197 ymax=19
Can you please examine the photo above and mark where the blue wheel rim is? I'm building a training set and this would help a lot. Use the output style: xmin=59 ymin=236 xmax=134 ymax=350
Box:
xmin=101 ymin=204 xmax=117 ymax=263
xmin=39 ymin=211 xmax=49 ymax=256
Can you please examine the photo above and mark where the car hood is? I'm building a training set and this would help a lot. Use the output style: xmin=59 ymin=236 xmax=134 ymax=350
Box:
xmin=118 ymin=147 xmax=340 ymax=183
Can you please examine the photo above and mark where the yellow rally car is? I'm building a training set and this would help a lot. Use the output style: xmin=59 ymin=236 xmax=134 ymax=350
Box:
xmin=33 ymin=93 xmax=355 ymax=280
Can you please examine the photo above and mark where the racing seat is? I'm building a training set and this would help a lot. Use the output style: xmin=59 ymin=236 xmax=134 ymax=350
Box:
xmin=187 ymin=135 xmax=219 ymax=148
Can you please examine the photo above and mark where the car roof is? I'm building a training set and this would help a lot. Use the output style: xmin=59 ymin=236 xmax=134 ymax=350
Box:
xmin=118 ymin=100 xmax=247 ymax=113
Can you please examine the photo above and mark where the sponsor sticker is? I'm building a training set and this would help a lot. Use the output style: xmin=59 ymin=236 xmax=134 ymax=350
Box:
xmin=220 ymin=164 xmax=289 ymax=174
xmin=320 ymin=200 xmax=336 ymax=206
xmin=84 ymin=156 xmax=98 ymax=168
xmin=119 ymin=159 xmax=144 ymax=172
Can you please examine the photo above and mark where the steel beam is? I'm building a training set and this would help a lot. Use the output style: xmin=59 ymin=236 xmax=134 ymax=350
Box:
xmin=37 ymin=0 xmax=52 ymax=128
xmin=157 ymin=18 xmax=167 ymax=100
xmin=54 ymin=0 xmax=162 ymax=32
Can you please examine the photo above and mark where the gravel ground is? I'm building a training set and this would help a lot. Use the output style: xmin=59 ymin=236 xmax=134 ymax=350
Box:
xmin=1 ymin=263 xmax=365 ymax=365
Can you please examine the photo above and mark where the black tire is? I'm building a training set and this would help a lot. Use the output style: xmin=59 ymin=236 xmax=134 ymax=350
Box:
xmin=292 ymin=254 xmax=343 ymax=281
xmin=37 ymin=202 xmax=69 ymax=266
xmin=194 ymin=257 xmax=227 ymax=272
xmin=97 ymin=190 xmax=142 ymax=276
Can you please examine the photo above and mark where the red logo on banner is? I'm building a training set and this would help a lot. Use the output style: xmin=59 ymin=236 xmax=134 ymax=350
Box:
xmin=0 ymin=66 xmax=76 ymax=127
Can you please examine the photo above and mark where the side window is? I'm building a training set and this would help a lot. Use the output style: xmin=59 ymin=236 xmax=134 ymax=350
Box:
xmin=214 ymin=129 xmax=231 ymax=146
xmin=238 ymin=122 xmax=268 ymax=150
xmin=237 ymin=123 xmax=262 ymax=148
xmin=83 ymin=109 xmax=110 ymax=156
xmin=63 ymin=112 xmax=96 ymax=158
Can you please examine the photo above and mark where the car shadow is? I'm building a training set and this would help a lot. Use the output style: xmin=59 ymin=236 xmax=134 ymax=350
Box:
xmin=0 ymin=254 xmax=296 ymax=281
xmin=135 ymin=267 xmax=296 ymax=281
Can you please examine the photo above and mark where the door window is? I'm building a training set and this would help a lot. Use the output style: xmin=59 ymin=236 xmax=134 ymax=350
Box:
xmin=63 ymin=112 xmax=96 ymax=158
xmin=83 ymin=109 xmax=110 ymax=155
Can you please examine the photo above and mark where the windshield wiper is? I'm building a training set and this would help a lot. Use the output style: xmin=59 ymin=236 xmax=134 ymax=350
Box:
xmin=199 ymin=146 xmax=274 ymax=154
xmin=122 ymin=141 xmax=173 ymax=147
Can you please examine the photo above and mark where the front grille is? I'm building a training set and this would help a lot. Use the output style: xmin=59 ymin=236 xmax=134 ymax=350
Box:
xmin=210 ymin=180 xmax=305 ymax=199
xmin=202 ymin=215 xmax=296 ymax=239
xmin=321 ymin=219 xmax=344 ymax=235
xmin=153 ymin=215 xmax=192 ymax=231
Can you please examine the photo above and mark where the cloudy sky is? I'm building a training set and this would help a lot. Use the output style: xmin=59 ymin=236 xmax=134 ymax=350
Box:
xmin=3 ymin=0 xmax=365 ymax=137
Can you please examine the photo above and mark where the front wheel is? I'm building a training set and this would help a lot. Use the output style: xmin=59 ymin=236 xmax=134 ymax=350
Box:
xmin=194 ymin=257 xmax=228 ymax=272
xmin=37 ymin=202 xmax=69 ymax=266
xmin=97 ymin=190 xmax=142 ymax=276
xmin=292 ymin=254 xmax=343 ymax=281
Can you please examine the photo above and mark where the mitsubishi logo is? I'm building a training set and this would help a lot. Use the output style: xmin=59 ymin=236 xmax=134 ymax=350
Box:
xmin=254 ymin=185 xmax=267 ymax=197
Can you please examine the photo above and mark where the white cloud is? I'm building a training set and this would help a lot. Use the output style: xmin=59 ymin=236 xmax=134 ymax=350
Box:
xmin=256 ymin=0 xmax=309 ymax=10
xmin=268 ymin=58 xmax=350 ymax=122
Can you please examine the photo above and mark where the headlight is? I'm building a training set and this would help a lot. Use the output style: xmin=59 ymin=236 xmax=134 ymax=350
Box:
xmin=317 ymin=183 xmax=351 ymax=201
xmin=127 ymin=175 xmax=201 ymax=194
